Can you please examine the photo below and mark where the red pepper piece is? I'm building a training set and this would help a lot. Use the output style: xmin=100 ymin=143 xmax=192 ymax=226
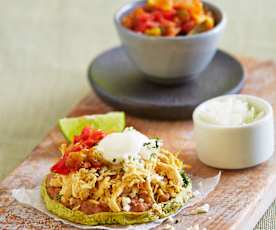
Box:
xmin=80 ymin=127 xmax=91 ymax=140
xmin=137 ymin=12 xmax=151 ymax=22
xmin=152 ymin=10 xmax=163 ymax=22
xmin=51 ymin=153 xmax=70 ymax=175
xmin=71 ymin=144 xmax=83 ymax=152
xmin=182 ymin=20 xmax=196 ymax=33
xmin=91 ymin=130 xmax=106 ymax=142
xmin=73 ymin=126 xmax=106 ymax=147
xmin=162 ymin=9 xmax=176 ymax=20
xmin=134 ymin=21 xmax=148 ymax=32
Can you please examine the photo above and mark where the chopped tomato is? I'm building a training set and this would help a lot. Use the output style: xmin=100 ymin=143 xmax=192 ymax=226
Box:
xmin=65 ymin=151 xmax=87 ymax=170
xmin=162 ymin=9 xmax=176 ymax=20
xmin=163 ymin=22 xmax=181 ymax=36
xmin=51 ymin=153 xmax=70 ymax=175
xmin=73 ymin=126 xmax=106 ymax=149
xmin=152 ymin=10 xmax=163 ymax=22
xmin=51 ymin=127 xmax=106 ymax=175
xmin=136 ymin=11 xmax=151 ymax=22
xmin=181 ymin=20 xmax=196 ymax=33
xmin=71 ymin=144 xmax=82 ymax=152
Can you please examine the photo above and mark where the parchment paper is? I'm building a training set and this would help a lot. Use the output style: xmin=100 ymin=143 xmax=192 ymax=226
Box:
xmin=12 ymin=172 xmax=221 ymax=230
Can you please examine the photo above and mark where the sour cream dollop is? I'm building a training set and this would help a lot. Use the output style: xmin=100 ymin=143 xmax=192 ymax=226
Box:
xmin=95 ymin=127 xmax=150 ymax=163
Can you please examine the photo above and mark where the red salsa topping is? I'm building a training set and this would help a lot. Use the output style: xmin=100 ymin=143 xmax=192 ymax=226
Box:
xmin=51 ymin=127 xmax=106 ymax=175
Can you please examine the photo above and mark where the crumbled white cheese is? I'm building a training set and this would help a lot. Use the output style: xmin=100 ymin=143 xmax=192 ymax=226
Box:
xmin=140 ymin=138 xmax=163 ymax=160
xmin=190 ymin=204 xmax=210 ymax=215
xmin=99 ymin=166 xmax=107 ymax=173
xmin=193 ymin=190 xmax=201 ymax=197
xmin=129 ymin=187 xmax=138 ymax=198
xmin=150 ymin=173 xmax=164 ymax=183
xmin=122 ymin=197 xmax=131 ymax=212
xmin=152 ymin=203 xmax=163 ymax=215
xmin=139 ymin=198 xmax=144 ymax=203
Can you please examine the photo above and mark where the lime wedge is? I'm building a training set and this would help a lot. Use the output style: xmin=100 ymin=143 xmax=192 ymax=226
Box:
xmin=59 ymin=112 xmax=125 ymax=142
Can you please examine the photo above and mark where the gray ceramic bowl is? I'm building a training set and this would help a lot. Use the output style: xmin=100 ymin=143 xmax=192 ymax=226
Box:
xmin=114 ymin=0 xmax=226 ymax=84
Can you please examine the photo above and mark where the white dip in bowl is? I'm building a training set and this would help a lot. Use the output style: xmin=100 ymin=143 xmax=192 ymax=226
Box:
xmin=193 ymin=94 xmax=274 ymax=169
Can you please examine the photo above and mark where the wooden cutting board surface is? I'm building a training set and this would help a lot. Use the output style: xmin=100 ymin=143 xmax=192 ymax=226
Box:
xmin=1 ymin=58 xmax=276 ymax=230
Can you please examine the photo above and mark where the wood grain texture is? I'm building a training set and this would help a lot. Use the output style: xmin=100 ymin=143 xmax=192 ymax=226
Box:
xmin=0 ymin=58 xmax=276 ymax=230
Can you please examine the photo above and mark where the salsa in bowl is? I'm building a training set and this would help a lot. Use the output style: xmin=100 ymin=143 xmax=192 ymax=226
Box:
xmin=122 ymin=0 xmax=216 ymax=37
xmin=114 ymin=0 xmax=226 ymax=84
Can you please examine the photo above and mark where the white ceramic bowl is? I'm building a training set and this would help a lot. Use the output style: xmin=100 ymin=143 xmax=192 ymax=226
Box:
xmin=114 ymin=0 xmax=226 ymax=84
xmin=193 ymin=95 xmax=274 ymax=169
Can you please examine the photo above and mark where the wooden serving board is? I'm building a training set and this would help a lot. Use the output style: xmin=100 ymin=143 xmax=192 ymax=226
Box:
xmin=1 ymin=57 xmax=276 ymax=230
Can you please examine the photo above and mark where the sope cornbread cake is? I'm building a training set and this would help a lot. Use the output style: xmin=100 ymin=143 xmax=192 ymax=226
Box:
xmin=41 ymin=115 xmax=192 ymax=226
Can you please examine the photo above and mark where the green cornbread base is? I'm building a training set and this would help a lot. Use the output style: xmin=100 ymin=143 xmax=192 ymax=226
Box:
xmin=41 ymin=174 xmax=192 ymax=226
